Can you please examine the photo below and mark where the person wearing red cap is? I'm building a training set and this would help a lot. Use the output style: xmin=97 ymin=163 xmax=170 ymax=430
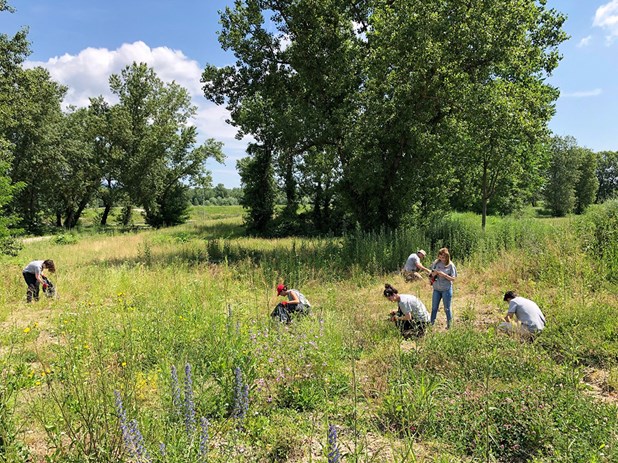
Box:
xmin=275 ymin=284 xmax=311 ymax=319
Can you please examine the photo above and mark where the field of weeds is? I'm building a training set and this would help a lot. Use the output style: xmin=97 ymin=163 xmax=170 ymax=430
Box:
xmin=1 ymin=204 xmax=617 ymax=462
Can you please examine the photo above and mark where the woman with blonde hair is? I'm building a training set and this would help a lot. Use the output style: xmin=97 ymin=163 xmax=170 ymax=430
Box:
xmin=429 ymin=248 xmax=457 ymax=328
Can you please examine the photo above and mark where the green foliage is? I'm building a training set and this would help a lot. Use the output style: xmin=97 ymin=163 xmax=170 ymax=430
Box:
xmin=596 ymin=150 xmax=618 ymax=203
xmin=237 ymin=146 xmax=276 ymax=234
xmin=51 ymin=233 xmax=79 ymax=245
xmin=576 ymin=199 xmax=618 ymax=282
xmin=574 ymin=148 xmax=599 ymax=214
xmin=204 ymin=0 xmax=567 ymax=232
xmin=3 ymin=206 xmax=618 ymax=461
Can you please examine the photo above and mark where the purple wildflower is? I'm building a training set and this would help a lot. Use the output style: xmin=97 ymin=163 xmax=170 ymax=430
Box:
xmin=114 ymin=391 xmax=132 ymax=452
xmin=199 ymin=417 xmax=209 ymax=462
xmin=159 ymin=442 xmax=166 ymax=458
xmin=129 ymin=419 xmax=152 ymax=462
xmin=327 ymin=424 xmax=340 ymax=463
xmin=232 ymin=367 xmax=249 ymax=419
xmin=184 ymin=363 xmax=196 ymax=437
xmin=114 ymin=391 xmax=152 ymax=462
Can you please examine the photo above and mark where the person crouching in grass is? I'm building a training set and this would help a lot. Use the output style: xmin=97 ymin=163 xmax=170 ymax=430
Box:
xmin=499 ymin=290 xmax=546 ymax=340
xmin=383 ymin=283 xmax=430 ymax=338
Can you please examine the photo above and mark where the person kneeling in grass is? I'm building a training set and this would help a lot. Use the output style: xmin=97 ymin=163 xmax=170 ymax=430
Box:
xmin=383 ymin=283 xmax=430 ymax=338
xmin=271 ymin=283 xmax=312 ymax=324
xmin=499 ymin=290 xmax=546 ymax=338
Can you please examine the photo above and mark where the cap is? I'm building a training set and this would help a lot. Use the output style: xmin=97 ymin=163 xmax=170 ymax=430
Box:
xmin=503 ymin=291 xmax=517 ymax=301
xmin=277 ymin=284 xmax=286 ymax=295
xmin=418 ymin=249 xmax=426 ymax=257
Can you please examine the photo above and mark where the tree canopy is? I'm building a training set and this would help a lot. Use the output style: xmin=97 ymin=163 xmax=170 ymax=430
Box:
xmin=203 ymin=0 xmax=567 ymax=233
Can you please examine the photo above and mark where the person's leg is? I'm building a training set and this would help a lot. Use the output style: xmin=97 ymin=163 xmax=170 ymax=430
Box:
xmin=431 ymin=290 xmax=442 ymax=324
xmin=443 ymin=287 xmax=453 ymax=328
xmin=23 ymin=272 xmax=38 ymax=303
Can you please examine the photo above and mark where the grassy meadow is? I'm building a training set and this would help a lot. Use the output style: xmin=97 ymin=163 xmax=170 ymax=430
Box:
xmin=1 ymin=204 xmax=618 ymax=462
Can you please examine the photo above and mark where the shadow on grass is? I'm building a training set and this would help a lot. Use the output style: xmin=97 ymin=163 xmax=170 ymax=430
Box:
xmin=182 ymin=221 xmax=246 ymax=240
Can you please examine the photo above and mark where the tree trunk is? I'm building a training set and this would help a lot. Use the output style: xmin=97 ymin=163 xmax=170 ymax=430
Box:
xmin=100 ymin=203 xmax=112 ymax=226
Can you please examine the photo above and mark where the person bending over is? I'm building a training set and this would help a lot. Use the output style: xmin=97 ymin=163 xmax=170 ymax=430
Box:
xmin=499 ymin=290 xmax=546 ymax=338
xmin=22 ymin=259 xmax=55 ymax=303
xmin=402 ymin=249 xmax=431 ymax=282
xmin=383 ymin=283 xmax=430 ymax=338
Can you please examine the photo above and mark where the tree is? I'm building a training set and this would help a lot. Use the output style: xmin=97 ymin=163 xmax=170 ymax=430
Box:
xmin=574 ymin=148 xmax=598 ymax=214
xmin=543 ymin=136 xmax=581 ymax=216
xmin=5 ymin=67 xmax=66 ymax=232
xmin=204 ymin=0 xmax=567 ymax=233
xmin=0 ymin=140 xmax=23 ymax=255
xmin=110 ymin=63 xmax=224 ymax=227
xmin=237 ymin=143 xmax=276 ymax=234
xmin=596 ymin=150 xmax=618 ymax=203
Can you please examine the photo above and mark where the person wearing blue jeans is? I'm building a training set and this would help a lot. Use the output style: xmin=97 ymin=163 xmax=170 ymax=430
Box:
xmin=429 ymin=248 xmax=457 ymax=328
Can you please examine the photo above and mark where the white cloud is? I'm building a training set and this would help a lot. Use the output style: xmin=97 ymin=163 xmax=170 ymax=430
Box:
xmin=594 ymin=0 xmax=618 ymax=44
xmin=25 ymin=41 xmax=250 ymax=185
xmin=576 ymin=35 xmax=592 ymax=48
xmin=561 ymin=88 xmax=603 ymax=98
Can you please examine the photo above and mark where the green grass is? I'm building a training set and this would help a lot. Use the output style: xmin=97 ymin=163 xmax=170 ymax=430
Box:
xmin=1 ymin=206 xmax=617 ymax=462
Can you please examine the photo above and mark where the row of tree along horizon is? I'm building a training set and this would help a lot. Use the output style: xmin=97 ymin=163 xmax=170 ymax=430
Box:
xmin=1 ymin=1 xmax=618 ymax=246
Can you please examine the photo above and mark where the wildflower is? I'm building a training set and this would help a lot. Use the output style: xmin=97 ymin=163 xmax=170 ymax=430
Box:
xmin=327 ymin=424 xmax=340 ymax=463
xmin=232 ymin=366 xmax=249 ymax=419
xmin=199 ymin=417 xmax=209 ymax=462
xmin=23 ymin=327 xmax=31 ymax=334
xmin=184 ymin=363 xmax=196 ymax=437
xmin=159 ymin=442 xmax=166 ymax=458
xmin=129 ymin=419 xmax=152 ymax=462
xmin=114 ymin=391 xmax=152 ymax=462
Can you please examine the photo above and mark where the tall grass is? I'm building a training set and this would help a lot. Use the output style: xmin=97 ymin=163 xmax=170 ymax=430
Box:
xmin=1 ymin=206 xmax=617 ymax=462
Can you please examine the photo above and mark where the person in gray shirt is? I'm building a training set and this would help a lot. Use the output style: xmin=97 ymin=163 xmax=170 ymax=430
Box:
xmin=22 ymin=259 xmax=56 ymax=303
xmin=499 ymin=291 xmax=546 ymax=337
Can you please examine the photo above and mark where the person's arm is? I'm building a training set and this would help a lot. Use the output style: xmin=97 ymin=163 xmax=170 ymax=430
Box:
xmin=504 ymin=312 xmax=514 ymax=323
xmin=34 ymin=270 xmax=46 ymax=285
xmin=437 ymin=265 xmax=457 ymax=281
xmin=288 ymin=291 xmax=300 ymax=304
xmin=418 ymin=263 xmax=432 ymax=273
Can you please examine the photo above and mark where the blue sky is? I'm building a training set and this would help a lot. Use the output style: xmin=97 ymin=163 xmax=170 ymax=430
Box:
xmin=1 ymin=0 xmax=618 ymax=187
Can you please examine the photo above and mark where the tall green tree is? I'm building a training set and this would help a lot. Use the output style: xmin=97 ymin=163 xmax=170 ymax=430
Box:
xmin=237 ymin=143 xmax=276 ymax=234
xmin=596 ymin=150 xmax=618 ymax=203
xmin=110 ymin=63 xmax=224 ymax=227
xmin=574 ymin=148 xmax=598 ymax=214
xmin=5 ymin=67 xmax=66 ymax=232
xmin=543 ymin=135 xmax=581 ymax=216
xmin=204 ymin=0 xmax=566 ymax=233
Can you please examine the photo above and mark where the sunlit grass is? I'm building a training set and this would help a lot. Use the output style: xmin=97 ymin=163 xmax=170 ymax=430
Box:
xmin=1 ymin=206 xmax=617 ymax=462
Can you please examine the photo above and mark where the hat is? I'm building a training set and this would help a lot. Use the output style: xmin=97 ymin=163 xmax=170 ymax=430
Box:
xmin=277 ymin=284 xmax=286 ymax=295
xmin=503 ymin=291 xmax=517 ymax=301
xmin=417 ymin=249 xmax=426 ymax=257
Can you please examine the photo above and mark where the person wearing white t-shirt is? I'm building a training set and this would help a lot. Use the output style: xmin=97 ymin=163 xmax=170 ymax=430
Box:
xmin=499 ymin=291 xmax=546 ymax=337
xmin=383 ymin=283 xmax=430 ymax=337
